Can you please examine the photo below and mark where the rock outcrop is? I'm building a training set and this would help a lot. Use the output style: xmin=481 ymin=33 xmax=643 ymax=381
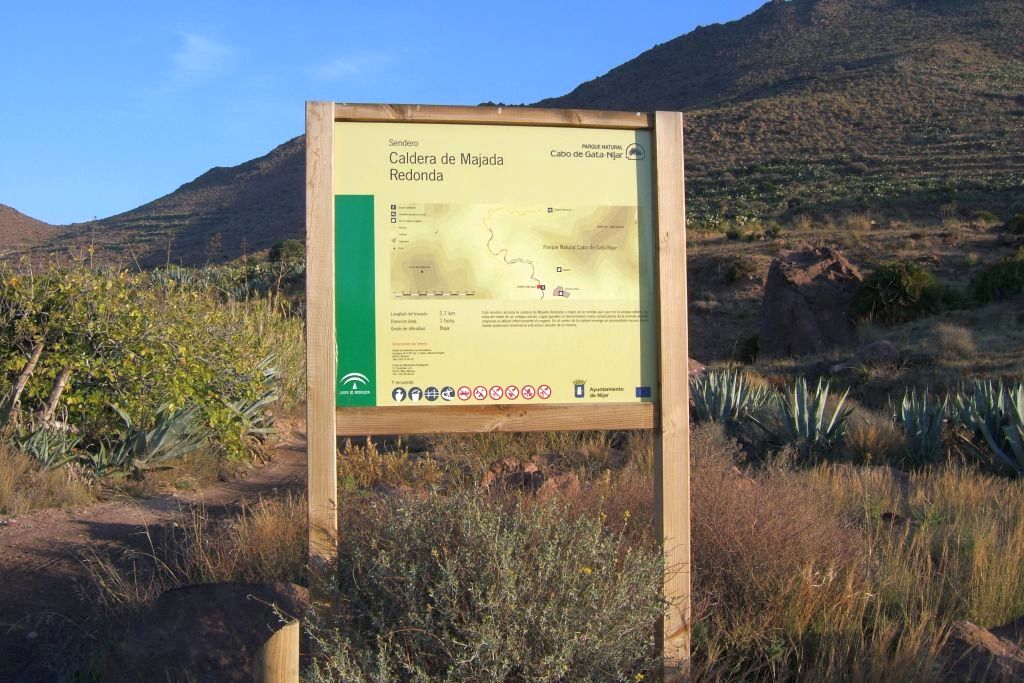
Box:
xmin=758 ymin=247 xmax=863 ymax=359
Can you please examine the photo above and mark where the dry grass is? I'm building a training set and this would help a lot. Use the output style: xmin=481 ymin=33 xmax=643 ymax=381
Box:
xmin=81 ymin=493 xmax=307 ymax=615
xmin=73 ymin=420 xmax=1024 ymax=680
xmin=845 ymin=405 xmax=907 ymax=465
xmin=0 ymin=444 xmax=95 ymax=515
xmin=932 ymin=321 xmax=977 ymax=360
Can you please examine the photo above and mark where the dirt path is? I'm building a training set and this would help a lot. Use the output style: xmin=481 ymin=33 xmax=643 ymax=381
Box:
xmin=0 ymin=422 xmax=307 ymax=682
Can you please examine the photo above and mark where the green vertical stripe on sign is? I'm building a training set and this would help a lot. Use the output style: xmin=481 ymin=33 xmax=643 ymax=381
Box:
xmin=335 ymin=195 xmax=377 ymax=406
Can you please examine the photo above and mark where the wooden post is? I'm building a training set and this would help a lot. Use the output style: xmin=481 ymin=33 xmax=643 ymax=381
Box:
xmin=653 ymin=110 xmax=691 ymax=679
xmin=305 ymin=101 xmax=339 ymax=573
xmin=252 ymin=619 xmax=299 ymax=683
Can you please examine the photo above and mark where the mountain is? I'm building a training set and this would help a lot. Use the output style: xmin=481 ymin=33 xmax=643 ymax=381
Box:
xmin=538 ymin=0 xmax=1024 ymax=227
xmin=3 ymin=0 xmax=1022 ymax=265
xmin=0 ymin=204 xmax=58 ymax=257
xmin=1 ymin=136 xmax=304 ymax=267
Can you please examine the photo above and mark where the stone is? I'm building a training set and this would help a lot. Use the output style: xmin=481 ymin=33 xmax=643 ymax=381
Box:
xmin=689 ymin=358 xmax=707 ymax=379
xmin=480 ymin=458 xmax=542 ymax=492
xmin=941 ymin=619 xmax=1024 ymax=681
xmin=536 ymin=472 xmax=581 ymax=500
xmin=104 ymin=582 xmax=309 ymax=682
xmin=758 ymin=247 xmax=863 ymax=359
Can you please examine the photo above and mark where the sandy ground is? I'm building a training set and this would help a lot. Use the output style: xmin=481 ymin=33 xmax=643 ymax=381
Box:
xmin=0 ymin=423 xmax=307 ymax=682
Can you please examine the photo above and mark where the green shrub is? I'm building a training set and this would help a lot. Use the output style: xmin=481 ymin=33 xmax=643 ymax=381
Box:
xmin=733 ymin=334 xmax=759 ymax=364
xmin=268 ymin=238 xmax=305 ymax=264
xmin=0 ymin=266 xmax=296 ymax=461
xmin=725 ymin=256 xmax=759 ymax=284
xmin=968 ymin=257 xmax=1024 ymax=304
xmin=974 ymin=211 xmax=999 ymax=225
xmin=308 ymin=493 xmax=664 ymax=681
xmin=852 ymin=261 xmax=945 ymax=324
xmin=1008 ymin=213 xmax=1024 ymax=235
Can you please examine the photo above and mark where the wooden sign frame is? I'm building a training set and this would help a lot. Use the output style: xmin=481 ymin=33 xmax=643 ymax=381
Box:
xmin=305 ymin=101 xmax=690 ymax=674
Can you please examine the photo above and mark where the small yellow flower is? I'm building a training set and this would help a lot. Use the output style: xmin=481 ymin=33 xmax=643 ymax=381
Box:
xmin=635 ymin=673 xmax=646 ymax=681
xmin=623 ymin=509 xmax=631 ymax=522
xmin=581 ymin=566 xmax=593 ymax=575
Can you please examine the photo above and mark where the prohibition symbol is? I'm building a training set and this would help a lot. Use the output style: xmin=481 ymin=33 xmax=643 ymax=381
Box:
xmin=505 ymin=385 xmax=519 ymax=400
xmin=489 ymin=385 xmax=504 ymax=401
xmin=521 ymin=385 xmax=536 ymax=400
xmin=537 ymin=384 xmax=552 ymax=400
xmin=457 ymin=386 xmax=472 ymax=401
xmin=473 ymin=385 xmax=487 ymax=400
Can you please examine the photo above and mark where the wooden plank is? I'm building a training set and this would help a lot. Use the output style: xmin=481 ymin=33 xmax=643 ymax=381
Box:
xmin=305 ymin=101 xmax=338 ymax=568
xmin=333 ymin=102 xmax=653 ymax=129
xmin=336 ymin=403 xmax=656 ymax=436
xmin=652 ymin=110 xmax=691 ymax=679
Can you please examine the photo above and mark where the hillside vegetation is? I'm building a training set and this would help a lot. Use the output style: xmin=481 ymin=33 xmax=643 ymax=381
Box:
xmin=540 ymin=0 xmax=1024 ymax=228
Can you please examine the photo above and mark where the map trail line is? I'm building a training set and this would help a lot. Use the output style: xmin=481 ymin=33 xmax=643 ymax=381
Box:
xmin=483 ymin=208 xmax=545 ymax=300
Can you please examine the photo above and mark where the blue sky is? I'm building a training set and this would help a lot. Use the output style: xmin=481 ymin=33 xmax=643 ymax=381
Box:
xmin=1 ymin=1 xmax=765 ymax=224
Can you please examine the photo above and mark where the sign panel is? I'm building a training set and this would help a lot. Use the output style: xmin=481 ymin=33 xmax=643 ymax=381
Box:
xmin=333 ymin=121 xmax=657 ymax=407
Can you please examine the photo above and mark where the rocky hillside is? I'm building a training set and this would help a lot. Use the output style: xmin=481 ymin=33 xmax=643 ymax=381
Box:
xmin=2 ymin=137 xmax=304 ymax=267
xmin=538 ymin=0 xmax=1024 ymax=227
xmin=3 ymin=0 xmax=1022 ymax=264
xmin=0 ymin=204 xmax=58 ymax=257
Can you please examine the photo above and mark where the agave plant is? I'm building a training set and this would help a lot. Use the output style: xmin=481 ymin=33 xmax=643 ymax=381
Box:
xmin=690 ymin=368 xmax=770 ymax=424
xmin=16 ymin=426 xmax=80 ymax=470
xmin=949 ymin=380 xmax=1009 ymax=439
xmin=232 ymin=356 xmax=280 ymax=432
xmin=897 ymin=390 xmax=947 ymax=464
xmin=99 ymin=403 xmax=209 ymax=474
xmin=753 ymin=377 xmax=852 ymax=458
xmin=952 ymin=381 xmax=1024 ymax=476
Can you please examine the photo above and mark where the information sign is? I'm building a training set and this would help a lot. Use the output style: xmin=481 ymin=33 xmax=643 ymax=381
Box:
xmin=333 ymin=121 xmax=657 ymax=407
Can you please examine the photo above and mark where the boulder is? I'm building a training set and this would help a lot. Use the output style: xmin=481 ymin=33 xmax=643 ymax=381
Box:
xmin=104 ymin=582 xmax=309 ymax=682
xmin=479 ymin=458 xmax=581 ymax=499
xmin=689 ymin=358 xmax=707 ymax=379
xmin=480 ymin=458 xmax=542 ymax=492
xmin=758 ymin=247 xmax=863 ymax=359
xmin=941 ymin=619 xmax=1024 ymax=681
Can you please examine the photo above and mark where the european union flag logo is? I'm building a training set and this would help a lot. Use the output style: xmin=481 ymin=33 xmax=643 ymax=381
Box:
xmin=635 ymin=386 xmax=651 ymax=398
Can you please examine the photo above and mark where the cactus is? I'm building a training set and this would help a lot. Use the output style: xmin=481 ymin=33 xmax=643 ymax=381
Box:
xmin=690 ymin=368 xmax=770 ymax=424
xmin=897 ymin=390 xmax=947 ymax=464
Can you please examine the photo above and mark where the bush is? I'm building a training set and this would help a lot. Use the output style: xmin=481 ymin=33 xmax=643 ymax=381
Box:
xmin=968 ymin=257 xmax=1024 ymax=304
xmin=0 ymin=266 xmax=298 ymax=461
xmin=268 ymin=238 xmax=305 ymax=264
xmin=725 ymin=226 xmax=745 ymax=241
xmin=308 ymin=493 xmax=664 ymax=681
xmin=852 ymin=261 xmax=946 ymax=324
xmin=725 ymin=256 xmax=759 ymax=284
xmin=931 ymin=322 xmax=976 ymax=360
xmin=1008 ymin=213 xmax=1024 ymax=235
xmin=0 ymin=444 xmax=95 ymax=515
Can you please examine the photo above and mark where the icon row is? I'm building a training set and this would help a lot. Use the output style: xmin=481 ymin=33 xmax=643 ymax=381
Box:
xmin=392 ymin=384 xmax=551 ymax=402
